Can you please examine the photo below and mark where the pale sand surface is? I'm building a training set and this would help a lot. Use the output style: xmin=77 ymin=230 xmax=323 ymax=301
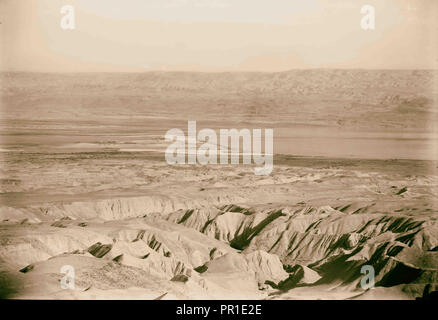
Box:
xmin=1 ymin=152 xmax=437 ymax=299
xmin=0 ymin=71 xmax=437 ymax=299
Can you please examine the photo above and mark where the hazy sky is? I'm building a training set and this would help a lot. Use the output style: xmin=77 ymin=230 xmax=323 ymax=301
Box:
xmin=1 ymin=0 xmax=437 ymax=71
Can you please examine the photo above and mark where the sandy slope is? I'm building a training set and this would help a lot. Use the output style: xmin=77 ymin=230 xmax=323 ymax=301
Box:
xmin=0 ymin=152 xmax=437 ymax=300
xmin=0 ymin=71 xmax=437 ymax=299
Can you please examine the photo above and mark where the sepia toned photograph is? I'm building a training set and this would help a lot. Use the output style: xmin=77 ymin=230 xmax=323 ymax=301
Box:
xmin=0 ymin=0 xmax=437 ymax=305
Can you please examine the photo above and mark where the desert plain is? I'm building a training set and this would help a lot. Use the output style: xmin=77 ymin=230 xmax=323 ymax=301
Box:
xmin=0 ymin=70 xmax=437 ymax=299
